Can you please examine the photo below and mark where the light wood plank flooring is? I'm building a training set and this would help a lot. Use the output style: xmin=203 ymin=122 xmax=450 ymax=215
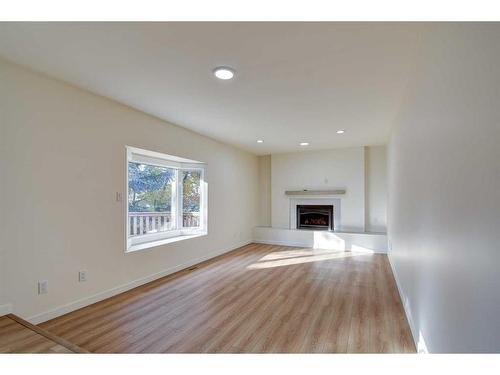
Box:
xmin=39 ymin=243 xmax=415 ymax=353
xmin=0 ymin=314 xmax=86 ymax=353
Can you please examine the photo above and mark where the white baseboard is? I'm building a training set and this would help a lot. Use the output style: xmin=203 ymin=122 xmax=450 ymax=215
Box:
xmin=387 ymin=251 xmax=422 ymax=353
xmin=28 ymin=240 xmax=252 ymax=324
xmin=0 ymin=303 xmax=13 ymax=316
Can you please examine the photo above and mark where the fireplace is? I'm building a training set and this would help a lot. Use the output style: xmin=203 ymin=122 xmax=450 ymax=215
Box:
xmin=296 ymin=205 xmax=333 ymax=231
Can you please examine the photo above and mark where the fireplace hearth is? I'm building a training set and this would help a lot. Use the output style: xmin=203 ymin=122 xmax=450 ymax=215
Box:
xmin=296 ymin=205 xmax=333 ymax=231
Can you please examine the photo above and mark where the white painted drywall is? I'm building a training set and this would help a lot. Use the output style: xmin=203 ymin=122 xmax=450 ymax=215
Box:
xmin=0 ymin=23 xmax=425 ymax=155
xmin=257 ymin=155 xmax=271 ymax=226
xmin=387 ymin=24 xmax=500 ymax=353
xmin=0 ymin=89 xmax=8 ymax=313
xmin=270 ymin=147 xmax=366 ymax=232
xmin=253 ymin=227 xmax=388 ymax=253
xmin=0 ymin=59 xmax=259 ymax=321
xmin=365 ymin=146 xmax=387 ymax=233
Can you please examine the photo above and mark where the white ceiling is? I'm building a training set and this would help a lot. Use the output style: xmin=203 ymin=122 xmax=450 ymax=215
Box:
xmin=0 ymin=22 xmax=428 ymax=155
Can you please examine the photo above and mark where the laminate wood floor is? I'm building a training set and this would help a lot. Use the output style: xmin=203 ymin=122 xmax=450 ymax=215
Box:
xmin=0 ymin=314 xmax=83 ymax=353
xmin=40 ymin=243 xmax=415 ymax=353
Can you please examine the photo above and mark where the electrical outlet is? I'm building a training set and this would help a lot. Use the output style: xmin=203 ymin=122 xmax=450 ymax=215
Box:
xmin=116 ymin=192 xmax=122 ymax=202
xmin=79 ymin=271 xmax=87 ymax=282
xmin=38 ymin=280 xmax=48 ymax=295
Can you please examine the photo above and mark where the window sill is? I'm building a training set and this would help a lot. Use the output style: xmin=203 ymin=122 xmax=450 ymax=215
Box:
xmin=126 ymin=232 xmax=207 ymax=253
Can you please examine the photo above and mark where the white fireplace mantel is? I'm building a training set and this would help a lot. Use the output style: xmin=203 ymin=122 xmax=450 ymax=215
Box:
xmin=285 ymin=189 xmax=346 ymax=196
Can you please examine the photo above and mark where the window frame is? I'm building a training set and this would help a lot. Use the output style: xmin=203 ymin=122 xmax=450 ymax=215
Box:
xmin=125 ymin=146 xmax=207 ymax=252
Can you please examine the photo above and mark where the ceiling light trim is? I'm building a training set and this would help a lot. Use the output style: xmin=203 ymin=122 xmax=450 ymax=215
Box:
xmin=213 ymin=66 xmax=235 ymax=80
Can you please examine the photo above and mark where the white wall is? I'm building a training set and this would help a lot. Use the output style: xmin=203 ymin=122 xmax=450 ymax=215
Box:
xmin=270 ymin=146 xmax=386 ymax=233
xmin=0 ymin=118 xmax=8 ymax=313
xmin=0 ymin=76 xmax=10 ymax=314
xmin=257 ymin=155 xmax=271 ymax=226
xmin=0 ymin=59 xmax=259 ymax=321
xmin=271 ymin=147 xmax=365 ymax=231
xmin=388 ymin=24 xmax=500 ymax=353
xmin=254 ymin=227 xmax=388 ymax=253
xmin=365 ymin=146 xmax=387 ymax=233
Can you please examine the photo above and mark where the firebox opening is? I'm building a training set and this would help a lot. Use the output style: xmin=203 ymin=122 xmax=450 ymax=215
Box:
xmin=296 ymin=205 xmax=333 ymax=231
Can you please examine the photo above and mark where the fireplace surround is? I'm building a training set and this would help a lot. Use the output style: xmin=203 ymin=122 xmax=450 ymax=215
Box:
xmin=289 ymin=197 xmax=341 ymax=231
xmin=296 ymin=205 xmax=333 ymax=231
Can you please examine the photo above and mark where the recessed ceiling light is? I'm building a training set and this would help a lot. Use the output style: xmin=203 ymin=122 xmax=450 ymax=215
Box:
xmin=213 ymin=66 xmax=235 ymax=80
xmin=257 ymin=139 xmax=264 ymax=143
xmin=336 ymin=130 xmax=345 ymax=134
xmin=300 ymin=142 xmax=309 ymax=146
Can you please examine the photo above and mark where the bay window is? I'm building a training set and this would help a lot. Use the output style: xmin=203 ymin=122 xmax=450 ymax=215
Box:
xmin=126 ymin=146 xmax=207 ymax=252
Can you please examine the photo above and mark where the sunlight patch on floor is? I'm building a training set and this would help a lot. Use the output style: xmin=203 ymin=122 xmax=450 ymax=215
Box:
xmin=259 ymin=248 xmax=338 ymax=261
xmin=247 ymin=248 xmax=372 ymax=269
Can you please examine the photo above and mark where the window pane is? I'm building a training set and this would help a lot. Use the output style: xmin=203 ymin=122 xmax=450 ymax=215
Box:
xmin=128 ymin=162 xmax=175 ymax=237
xmin=182 ymin=170 xmax=201 ymax=228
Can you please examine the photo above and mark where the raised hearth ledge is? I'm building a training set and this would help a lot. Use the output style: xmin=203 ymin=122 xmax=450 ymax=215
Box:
xmin=253 ymin=226 xmax=387 ymax=253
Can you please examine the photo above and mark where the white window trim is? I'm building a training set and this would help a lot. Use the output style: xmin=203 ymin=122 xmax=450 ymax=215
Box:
xmin=125 ymin=146 xmax=208 ymax=252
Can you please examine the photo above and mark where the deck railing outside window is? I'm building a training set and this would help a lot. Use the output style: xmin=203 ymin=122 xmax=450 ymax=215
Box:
xmin=129 ymin=212 xmax=200 ymax=237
